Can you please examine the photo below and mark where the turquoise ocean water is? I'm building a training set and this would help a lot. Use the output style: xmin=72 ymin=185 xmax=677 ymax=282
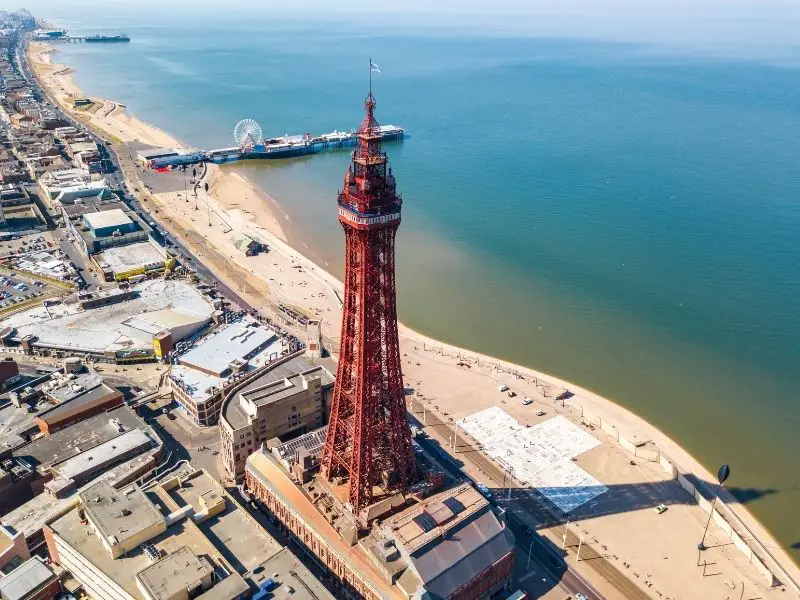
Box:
xmin=38 ymin=6 xmax=800 ymax=562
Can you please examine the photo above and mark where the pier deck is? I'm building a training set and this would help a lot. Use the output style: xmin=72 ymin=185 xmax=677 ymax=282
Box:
xmin=147 ymin=125 xmax=405 ymax=169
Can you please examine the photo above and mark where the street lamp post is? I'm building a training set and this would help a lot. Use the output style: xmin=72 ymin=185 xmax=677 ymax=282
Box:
xmin=698 ymin=464 xmax=731 ymax=551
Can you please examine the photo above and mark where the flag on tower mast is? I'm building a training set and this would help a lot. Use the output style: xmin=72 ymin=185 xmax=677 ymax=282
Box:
xmin=369 ymin=58 xmax=381 ymax=93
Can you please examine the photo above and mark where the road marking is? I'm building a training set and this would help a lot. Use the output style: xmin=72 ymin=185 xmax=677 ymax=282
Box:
xmin=519 ymin=569 xmax=542 ymax=583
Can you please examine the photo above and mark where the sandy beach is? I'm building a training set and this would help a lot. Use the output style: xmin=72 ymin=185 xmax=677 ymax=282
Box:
xmin=27 ymin=40 xmax=800 ymax=599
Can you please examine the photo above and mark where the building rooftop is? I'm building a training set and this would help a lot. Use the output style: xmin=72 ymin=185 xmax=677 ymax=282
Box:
xmin=168 ymin=366 xmax=220 ymax=402
xmin=223 ymin=356 xmax=334 ymax=430
xmin=35 ymin=378 xmax=121 ymax=431
xmin=0 ymin=556 xmax=57 ymax=600
xmin=79 ymin=481 xmax=165 ymax=552
xmin=0 ymin=401 xmax=41 ymax=454
xmin=98 ymin=241 xmax=166 ymax=274
xmin=137 ymin=148 xmax=178 ymax=160
xmin=4 ymin=279 xmax=213 ymax=354
xmin=1 ymin=450 xmax=158 ymax=545
xmin=53 ymin=429 xmax=154 ymax=483
xmin=240 ymin=367 xmax=332 ymax=409
xmin=136 ymin=546 xmax=213 ymax=600
xmin=178 ymin=318 xmax=280 ymax=377
xmin=381 ymin=483 xmax=487 ymax=553
xmin=49 ymin=497 xmax=204 ymax=600
xmin=68 ymin=141 xmax=97 ymax=154
xmin=256 ymin=548 xmax=335 ymax=600
xmin=13 ymin=405 xmax=153 ymax=471
xmin=48 ymin=469 xmax=292 ymax=600
xmin=61 ymin=199 xmax=125 ymax=219
xmin=45 ymin=373 xmax=105 ymax=403
xmin=82 ymin=208 xmax=132 ymax=231
xmin=246 ymin=451 xmax=514 ymax=600
xmin=246 ymin=451 xmax=405 ymax=600
xmin=164 ymin=470 xmax=282 ymax=579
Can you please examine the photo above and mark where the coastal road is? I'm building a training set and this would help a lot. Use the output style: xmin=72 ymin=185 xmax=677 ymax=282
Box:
xmin=16 ymin=39 xmax=259 ymax=316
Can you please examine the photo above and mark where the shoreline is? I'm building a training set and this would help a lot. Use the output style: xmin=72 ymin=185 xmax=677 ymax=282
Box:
xmin=25 ymin=38 xmax=800 ymax=593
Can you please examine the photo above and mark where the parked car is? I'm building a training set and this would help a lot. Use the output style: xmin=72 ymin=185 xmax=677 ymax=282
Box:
xmin=476 ymin=483 xmax=493 ymax=500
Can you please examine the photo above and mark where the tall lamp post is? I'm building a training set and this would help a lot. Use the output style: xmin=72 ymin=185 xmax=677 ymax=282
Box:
xmin=698 ymin=464 xmax=731 ymax=551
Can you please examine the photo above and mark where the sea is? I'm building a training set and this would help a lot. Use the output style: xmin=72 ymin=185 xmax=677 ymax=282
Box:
xmin=34 ymin=4 xmax=800 ymax=562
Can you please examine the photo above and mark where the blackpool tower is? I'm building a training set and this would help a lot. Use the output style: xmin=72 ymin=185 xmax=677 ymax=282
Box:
xmin=320 ymin=91 xmax=416 ymax=516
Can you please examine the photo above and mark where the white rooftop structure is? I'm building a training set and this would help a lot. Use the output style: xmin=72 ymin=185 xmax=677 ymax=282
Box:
xmin=4 ymin=279 xmax=212 ymax=355
xmin=39 ymin=169 xmax=110 ymax=205
xmin=0 ymin=556 xmax=57 ymax=600
xmin=458 ymin=409 xmax=608 ymax=513
xmin=82 ymin=208 xmax=132 ymax=231
xmin=98 ymin=241 xmax=167 ymax=275
xmin=53 ymin=429 xmax=154 ymax=482
xmin=13 ymin=251 xmax=75 ymax=280
xmin=178 ymin=317 xmax=282 ymax=377
xmin=169 ymin=365 xmax=222 ymax=401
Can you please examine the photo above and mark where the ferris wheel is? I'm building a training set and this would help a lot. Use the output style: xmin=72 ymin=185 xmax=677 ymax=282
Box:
xmin=234 ymin=118 xmax=262 ymax=148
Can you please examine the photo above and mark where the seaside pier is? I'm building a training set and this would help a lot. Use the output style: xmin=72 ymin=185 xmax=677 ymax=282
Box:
xmin=142 ymin=117 xmax=405 ymax=169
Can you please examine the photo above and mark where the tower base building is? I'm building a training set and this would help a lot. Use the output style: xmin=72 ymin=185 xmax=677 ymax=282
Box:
xmin=246 ymin=438 xmax=514 ymax=600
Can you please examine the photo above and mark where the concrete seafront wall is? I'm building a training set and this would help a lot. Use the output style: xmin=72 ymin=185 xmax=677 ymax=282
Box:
xmin=576 ymin=403 xmax=798 ymax=593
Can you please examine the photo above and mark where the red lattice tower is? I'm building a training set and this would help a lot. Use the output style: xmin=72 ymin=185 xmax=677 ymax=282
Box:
xmin=321 ymin=92 xmax=416 ymax=514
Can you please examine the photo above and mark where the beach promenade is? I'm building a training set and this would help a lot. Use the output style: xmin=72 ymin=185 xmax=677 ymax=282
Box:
xmin=25 ymin=39 xmax=800 ymax=600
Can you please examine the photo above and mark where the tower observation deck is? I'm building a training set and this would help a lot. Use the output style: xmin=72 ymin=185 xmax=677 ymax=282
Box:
xmin=321 ymin=91 xmax=416 ymax=516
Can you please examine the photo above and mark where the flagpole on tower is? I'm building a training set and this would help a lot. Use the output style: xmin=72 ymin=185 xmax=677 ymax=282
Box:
xmin=369 ymin=56 xmax=372 ymax=93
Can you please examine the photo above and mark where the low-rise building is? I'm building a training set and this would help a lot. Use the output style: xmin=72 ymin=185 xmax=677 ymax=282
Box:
xmin=219 ymin=355 xmax=334 ymax=481
xmin=245 ymin=450 xmax=515 ymax=600
xmin=136 ymin=148 xmax=179 ymax=166
xmin=5 ymin=404 xmax=160 ymax=511
xmin=3 ymin=279 xmax=212 ymax=363
xmin=0 ymin=525 xmax=31 ymax=574
xmin=0 ymin=556 xmax=61 ymax=600
xmin=95 ymin=240 xmax=173 ymax=281
xmin=38 ymin=168 xmax=111 ymax=207
xmin=0 ymin=184 xmax=46 ymax=230
xmin=34 ymin=372 xmax=124 ymax=435
xmin=168 ymin=317 xmax=287 ymax=427
xmin=43 ymin=469 xmax=328 ymax=600
xmin=61 ymin=200 xmax=151 ymax=255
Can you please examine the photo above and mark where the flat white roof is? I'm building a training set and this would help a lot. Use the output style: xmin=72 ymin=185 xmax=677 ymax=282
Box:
xmin=0 ymin=557 xmax=56 ymax=600
xmin=5 ymin=279 xmax=213 ymax=354
xmin=83 ymin=208 xmax=132 ymax=230
xmin=458 ymin=409 xmax=607 ymax=513
xmin=169 ymin=365 xmax=222 ymax=401
xmin=179 ymin=318 xmax=279 ymax=377
xmin=124 ymin=308 xmax=207 ymax=337
xmin=54 ymin=429 xmax=152 ymax=481
xmin=137 ymin=147 xmax=179 ymax=159
xmin=99 ymin=241 xmax=165 ymax=273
